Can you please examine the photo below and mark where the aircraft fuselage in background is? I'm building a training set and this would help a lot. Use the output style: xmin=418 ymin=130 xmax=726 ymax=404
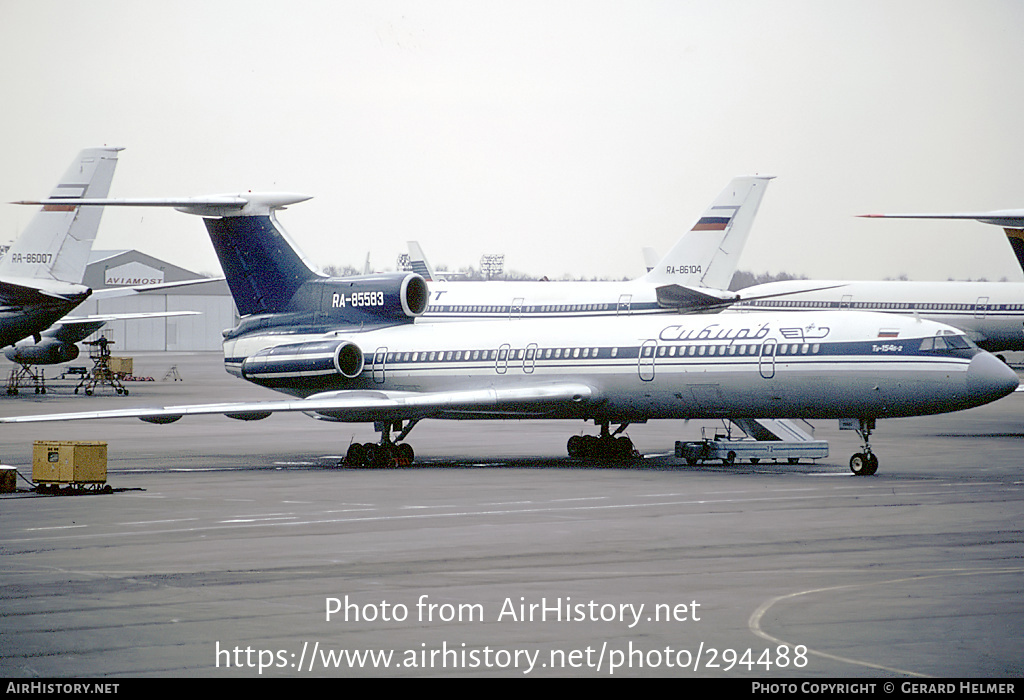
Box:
xmin=732 ymin=280 xmax=1024 ymax=352
xmin=407 ymin=175 xmax=775 ymax=320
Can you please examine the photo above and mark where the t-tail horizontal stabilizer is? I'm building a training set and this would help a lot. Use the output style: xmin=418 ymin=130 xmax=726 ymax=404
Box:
xmin=14 ymin=193 xmax=319 ymax=315
xmin=17 ymin=192 xmax=429 ymax=328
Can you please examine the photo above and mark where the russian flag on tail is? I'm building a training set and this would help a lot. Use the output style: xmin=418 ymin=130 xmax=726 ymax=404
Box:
xmin=691 ymin=206 xmax=739 ymax=231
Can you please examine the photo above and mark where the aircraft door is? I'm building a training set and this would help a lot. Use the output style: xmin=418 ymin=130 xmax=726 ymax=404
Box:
xmin=759 ymin=339 xmax=776 ymax=379
xmin=496 ymin=343 xmax=511 ymax=374
xmin=638 ymin=339 xmax=656 ymax=381
xmin=617 ymin=294 xmax=632 ymax=316
xmin=840 ymin=295 xmax=853 ymax=310
xmin=372 ymin=347 xmax=388 ymax=384
xmin=510 ymin=298 xmax=524 ymax=320
xmin=975 ymin=296 xmax=990 ymax=319
xmin=523 ymin=343 xmax=538 ymax=374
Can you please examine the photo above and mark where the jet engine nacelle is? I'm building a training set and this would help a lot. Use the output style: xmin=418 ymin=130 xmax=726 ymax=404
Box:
xmin=4 ymin=339 xmax=80 ymax=365
xmin=318 ymin=273 xmax=428 ymax=323
xmin=240 ymin=339 xmax=365 ymax=381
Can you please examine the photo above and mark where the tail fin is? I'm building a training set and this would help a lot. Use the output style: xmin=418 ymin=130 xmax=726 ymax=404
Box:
xmin=1 ymin=147 xmax=121 ymax=284
xmin=641 ymin=247 xmax=659 ymax=273
xmin=642 ymin=175 xmax=773 ymax=289
xmin=406 ymin=241 xmax=435 ymax=281
xmin=1003 ymin=227 xmax=1024 ymax=274
xmin=203 ymin=210 xmax=322 ymax=315
xmin=14 ymin=192 xmax=318 ymax=316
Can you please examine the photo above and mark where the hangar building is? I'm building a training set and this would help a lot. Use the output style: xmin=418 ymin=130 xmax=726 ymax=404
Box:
xmin=72 ymin=250 xmax=236 ymax=352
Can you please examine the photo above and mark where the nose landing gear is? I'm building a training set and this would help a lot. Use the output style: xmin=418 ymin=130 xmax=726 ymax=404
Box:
xmin=849 ymin=419 xmax=878 ymax=475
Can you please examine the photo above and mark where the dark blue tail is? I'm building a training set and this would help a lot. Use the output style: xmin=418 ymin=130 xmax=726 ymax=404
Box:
xmin=204 ymin=215 xmax=321 ymax=316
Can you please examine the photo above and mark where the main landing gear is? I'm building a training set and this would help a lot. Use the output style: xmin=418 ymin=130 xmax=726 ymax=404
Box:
xmin=343 ymin=419 xmax=418 ymax=468
xmin=849 ymin=418 xmax=879 ymax=476
xmin=567 ymin=420 xmax=640 ymax=462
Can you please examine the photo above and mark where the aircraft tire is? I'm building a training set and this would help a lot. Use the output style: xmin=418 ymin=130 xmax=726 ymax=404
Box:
xmin=865 ymin=453 xmax=879 ymax=475
xmin=362 ymin=443 xmax=381 ymax=468
xmin=345 ymin=442 xmax=366 ymax=467
xmin=396 ymin=442 xmax=414 ymax=465
xmin=613 ymin=437 xmax=633 ymax=461
xmin=567 ymin=435 xmax=583 ymax=459
xmin=724 ymin=451 xmax=736 ymax=465
xmin=850 ymin=452 xmax=873 ymax=475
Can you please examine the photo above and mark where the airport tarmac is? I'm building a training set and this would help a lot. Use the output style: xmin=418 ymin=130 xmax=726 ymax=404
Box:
xmin=1 ymin=352 xmax=1022 ymax=678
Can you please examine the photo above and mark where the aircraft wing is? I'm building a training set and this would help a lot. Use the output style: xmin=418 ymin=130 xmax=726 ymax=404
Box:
xmin=41 ymin=311 xmax=201 ymax=345
xmin=57 ymin=311 xmax=200 ymax=324
xmin=42 ymin=311 xmax=197 ymax=341
xmin=0 ymin=383 xmax=595 ymax=425
xmin=0 ymin=277 xmax=91 ymax=304
xmin=859 ymin=210 xmax=1024 ymax=228
xmin=89 ymin=277 xmax=226 ymax=300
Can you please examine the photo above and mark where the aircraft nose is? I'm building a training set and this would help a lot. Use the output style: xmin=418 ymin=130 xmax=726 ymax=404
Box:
xmin=967 ymin=351 xmax=1019 ymax=404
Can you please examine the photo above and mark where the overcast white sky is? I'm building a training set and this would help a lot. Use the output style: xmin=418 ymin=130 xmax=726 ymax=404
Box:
xmin=2 ymin=0 xmax=1023 ymax=282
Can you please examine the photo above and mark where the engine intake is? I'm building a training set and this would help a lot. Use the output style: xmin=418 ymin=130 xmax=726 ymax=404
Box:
xmin=241 ymin=339 xmax=364 ymax=381
xmin=319 ymin=272 xmax=428 ymax=324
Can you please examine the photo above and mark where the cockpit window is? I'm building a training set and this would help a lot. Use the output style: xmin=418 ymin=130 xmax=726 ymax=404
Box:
xmin=919 ymin=334 xmax=979 ymax=358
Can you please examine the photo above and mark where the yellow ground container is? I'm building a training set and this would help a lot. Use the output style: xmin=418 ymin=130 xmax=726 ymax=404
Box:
xmin=107 ymin=357 xmax=133 ymax=376
xmin=32 ymin=441 xmax=107 ymax=485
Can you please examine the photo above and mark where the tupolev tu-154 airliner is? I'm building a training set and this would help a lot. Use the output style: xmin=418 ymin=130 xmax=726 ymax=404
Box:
xmin=2 ymin=191 xmax=1017 ymax=475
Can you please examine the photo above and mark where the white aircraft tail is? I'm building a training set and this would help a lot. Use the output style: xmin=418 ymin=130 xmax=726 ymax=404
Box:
xmin=641 ymin=247 xmax=659 ymax=272
xmin=1 ymin=147 xmax=121 ymax=284
xmin=642 ymin=175 xmax=773 ymax=290
xmin=407 ymin=241 xmax=436 ymax=281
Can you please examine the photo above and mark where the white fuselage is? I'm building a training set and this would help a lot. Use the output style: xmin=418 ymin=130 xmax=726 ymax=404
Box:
xmin=731 ymin=280 xmax=1024 ymax=352
xmin=224 ymin=310 xmax=1017 ymax=423
xmin=419 ymin=278 xmax=705 ymax=322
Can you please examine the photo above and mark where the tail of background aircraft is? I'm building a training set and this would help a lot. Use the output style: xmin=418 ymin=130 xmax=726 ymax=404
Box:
xmin=1003 ymin=228 xmax=1024 ymax=273
xmin=641 ymin=247 xmax=659 ymax=273
xmin=641 ymin=175 xmax=773 ymax=290
xmin=407 ymin=241 xmax=436 ymax=281
xmin=1 ymin=147 xmax=121 ymax=285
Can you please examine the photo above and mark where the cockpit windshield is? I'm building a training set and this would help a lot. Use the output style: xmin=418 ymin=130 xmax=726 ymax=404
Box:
xmin=919 ymin=334 xmax=980 ymax=358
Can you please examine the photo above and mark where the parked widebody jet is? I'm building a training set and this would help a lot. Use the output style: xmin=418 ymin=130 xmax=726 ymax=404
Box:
xmin=403 ymin=176 xmax=775 ymax=320
xmin=2 ymin=192 xmax=1017 ymax=475
xmin=2 ymin=148 xmax=202 ymax=392
xmin=0 ymin=147 xmax=120 ymax=349
xmin=731 ymin=211 xmax=1024 ymax=354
